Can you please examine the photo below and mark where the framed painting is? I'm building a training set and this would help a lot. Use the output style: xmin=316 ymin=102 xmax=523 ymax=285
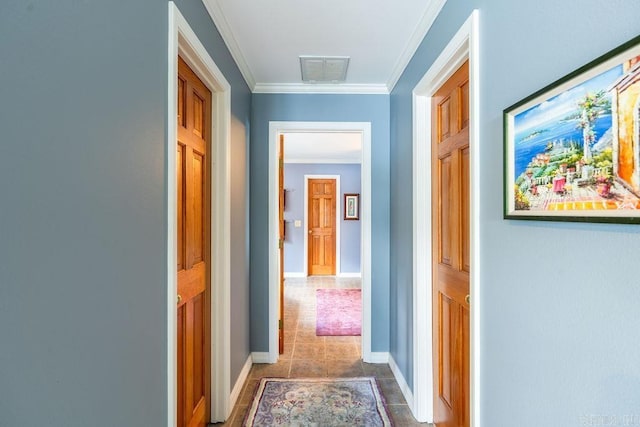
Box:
xmin=504 ymin=34 xmax=640 ymax=223
xmin=344 ymin=193 xmax=359 ymax=220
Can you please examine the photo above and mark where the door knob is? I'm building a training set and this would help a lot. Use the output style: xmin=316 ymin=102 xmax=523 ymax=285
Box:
xmin=465 ymin=294 xmax=470 ymax=305
xmin=177 ymin=294 xmax=182 ymax=304
xmin=308 ymin=230 xmax=312 ymax=234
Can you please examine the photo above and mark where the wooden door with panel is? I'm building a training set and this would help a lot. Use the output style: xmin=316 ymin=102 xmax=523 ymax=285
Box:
xmin=177 ymin=56 xmax=211 ymax=427
xmin=432 ymin=60 xmax=470 ymax=427
xmin=307 ymin=179 xmax=337 ymax=276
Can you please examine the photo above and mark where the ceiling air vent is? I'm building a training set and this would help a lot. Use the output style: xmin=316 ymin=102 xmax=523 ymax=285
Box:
xmin=300 ymin=56 xmax=350 ymax=83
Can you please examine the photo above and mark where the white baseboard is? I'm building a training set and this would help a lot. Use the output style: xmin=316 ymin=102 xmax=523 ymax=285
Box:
xmin=388 ymin=354 xmax=414 ymax=409
xmin=284 ymin=272 xmax=362 ymax=278
xmin=284 ymin=272 xmax=305 ymax=278
xmin=251 ymin=352 xmax=272 ymax=364
xmin=366 ymin=352 xmax=389 ymax=364
xmin=229 ymin=355 xmax=252 ymax=417
xmin=338 ymin=272 xmax=362 ymax=278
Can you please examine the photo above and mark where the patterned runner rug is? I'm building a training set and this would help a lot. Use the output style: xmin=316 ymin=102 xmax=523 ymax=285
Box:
xmin=316 ymin=288 xmax=361 ymax=336
xmin=243 ymin=377 xmax=393 ymax=426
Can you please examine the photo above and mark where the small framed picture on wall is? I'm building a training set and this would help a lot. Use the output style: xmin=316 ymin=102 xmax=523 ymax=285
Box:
xmin=344 ymin=193 xmax=360 ymax=220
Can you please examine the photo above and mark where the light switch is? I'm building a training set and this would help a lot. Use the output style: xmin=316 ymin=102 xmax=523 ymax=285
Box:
xmin=294 ymin=220 xmax=302 ymax=228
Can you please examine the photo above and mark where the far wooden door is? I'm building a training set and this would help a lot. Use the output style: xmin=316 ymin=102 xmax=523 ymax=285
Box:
xmin=307 ymin=179 xmax=336 ymax=276
xmin=432 ymin=61 xmax=470 ymax=427
xmin=177 ymin=56 xmax=211 ymax=427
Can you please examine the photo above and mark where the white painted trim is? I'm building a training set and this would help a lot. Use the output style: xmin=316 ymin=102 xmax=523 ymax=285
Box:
xmin=253 ymin=82 xmax=389 ymax=95
xmin=201 ymin=0 xmax=255 ymax=90
xmin=411 ymin=10 xmax=480 ymax=426
xmin=285 ymin=158 xmax=362 ymax=165
xmin=367 ymin=352 xmax=390 ymax=364
xmin=167 ymin=9 xmax=178 ymax=426
xmin=251 ymin=352 xmax=272 ymax=364
xmin=303 ymin=174 xmax=341 ymax=277
xmin=388 ymin=354 xmax=414 ymax=409
xmin=411 ymin=67 xmax=433 ymax=424
xmin=284 ymin=272 xmax=306 ymax=278
xmin=387 ymin=0 xmax=448 ymax=91
xmin=285 ymin=272 xmax=362 ymax=279
xmin=168 ymin=3 xmax=232 ymax=424
xmin=269 ymin=122 xmax=372 ymax=364
xmin=229 ymin=355 xmax=253 ymax=414
xmin=338 ymin=272 xmax=362 ymax=278
xmin=360 ymin=125 xmax=373 ymax=364
xmin=469 ymin=14 xmax=481 ymax=427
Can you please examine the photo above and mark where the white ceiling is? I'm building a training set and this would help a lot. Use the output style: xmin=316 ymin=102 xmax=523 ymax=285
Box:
xmin=284 ymin=133 xmax=362 ymax=163
xmin=202 ymin=0 xmax=447 ymax=93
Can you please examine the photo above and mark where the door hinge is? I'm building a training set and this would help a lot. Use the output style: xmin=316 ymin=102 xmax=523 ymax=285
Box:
xmin=279 ymin=319 xmax=283 ymax=329
xmin=279 ymin=239 xmax=283 ymax=249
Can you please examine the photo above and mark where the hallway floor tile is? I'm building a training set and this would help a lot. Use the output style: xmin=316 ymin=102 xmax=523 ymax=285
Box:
xmin=213 ymin=276 xmax=430 ymax=426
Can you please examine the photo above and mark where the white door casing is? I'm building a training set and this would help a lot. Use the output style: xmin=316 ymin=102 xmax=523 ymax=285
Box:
xmin=412 ymin=10 xmax=480 ymax=425
xmin=168 ymin=3 xmax=232 ymax=424
xmin=268 ymin=121 xmax=372 ymax=363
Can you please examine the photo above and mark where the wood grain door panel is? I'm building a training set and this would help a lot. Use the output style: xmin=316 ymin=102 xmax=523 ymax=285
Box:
xmin=308 ymin=179 xmax=336 ymax=276
xmin=177 ymin=56 xmax=211 ymax=427
xmin=432 ymin=61 xmax=470 ymax=427
xmin=461 ymin=147 xmax=470 ymax=273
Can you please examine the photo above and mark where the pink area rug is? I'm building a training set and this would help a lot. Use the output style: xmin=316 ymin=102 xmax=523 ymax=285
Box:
xmin=316 ymin=289 xmax=361 ymax=336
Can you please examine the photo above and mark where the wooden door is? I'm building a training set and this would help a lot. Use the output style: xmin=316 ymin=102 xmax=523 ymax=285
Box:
xmin=307 ymin=179 xmax=336 ymax=276
xmin=278 ymin=135 xmax=285 ymax=354
xmin=432 ymin=61 xmax=470 ymax=427
xmin=177 ymin=56 xmax=211 ymax=427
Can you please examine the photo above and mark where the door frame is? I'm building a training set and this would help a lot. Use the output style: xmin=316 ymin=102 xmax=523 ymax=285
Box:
xmin=268 ymin=121 xmax=372 ymax=363
xmin=168 ymin=3 xmax=232 ymax=424
xmin=412 ymin=10 xmax=480 ymax=425
xmin=303 ymin=175 xmax=341 ymax=277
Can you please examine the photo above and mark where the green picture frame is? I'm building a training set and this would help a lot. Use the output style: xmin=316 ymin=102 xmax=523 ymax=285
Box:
xmin=504 ymin=34 xmax=640 ymax=223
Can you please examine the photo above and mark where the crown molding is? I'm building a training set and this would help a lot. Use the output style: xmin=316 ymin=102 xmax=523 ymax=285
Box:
xmin=202 ymin=0 xmax=447 ymax=94
xmin=387 ymin=0 xmax=448 ymax=92
xmin=202 ymin=0 xmax=256 ymax=90
xmin=253 ymin=83 xmax=389 ymax=95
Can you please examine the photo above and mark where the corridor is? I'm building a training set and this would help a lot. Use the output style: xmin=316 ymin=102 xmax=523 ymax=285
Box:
xmin=218 ymin=277 xmax=427 ymax=426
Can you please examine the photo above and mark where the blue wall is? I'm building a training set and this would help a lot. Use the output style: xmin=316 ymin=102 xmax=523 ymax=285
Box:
xmin=4 ymin=0 xmax=639 ymax=424
xmin=250 ymin=94 xmax=390 ymax=353
xmin=0 ymin=0 xmax=251 ymax=424
xmin=388 ymin=0 xmax=472 ymax=394
xmin=283 ymin=163 xmax=362 ymax=274
xmin=390 ymin=0 xmax=640 ymax=425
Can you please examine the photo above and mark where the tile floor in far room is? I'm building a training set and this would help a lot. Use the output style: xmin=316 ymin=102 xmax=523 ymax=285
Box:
xmin=214 ymin=276 xmax=431 ymax=426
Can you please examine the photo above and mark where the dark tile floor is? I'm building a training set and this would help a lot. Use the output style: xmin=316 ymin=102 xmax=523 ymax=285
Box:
xmin=214 ymin=277 xmax=430 ymax=426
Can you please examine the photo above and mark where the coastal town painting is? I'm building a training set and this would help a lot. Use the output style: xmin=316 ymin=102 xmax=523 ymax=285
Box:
xmin=504 ymin=35 xmax=640 ymax=223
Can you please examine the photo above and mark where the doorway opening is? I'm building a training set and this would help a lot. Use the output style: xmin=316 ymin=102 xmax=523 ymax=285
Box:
xmin=168 ymin=3 xmax=232 ymax=424
xmin=411 ymin=10 xmax=480 ymax=425
xmin=267 ymin=122 xmax=373 ymax=364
